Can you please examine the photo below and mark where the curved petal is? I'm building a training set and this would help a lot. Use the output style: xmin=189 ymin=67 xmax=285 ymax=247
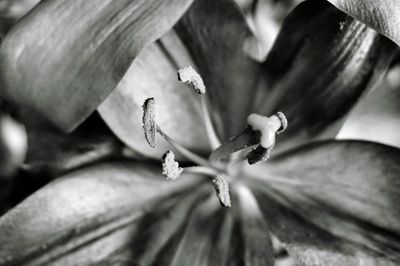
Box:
xmin=0 ymin=161 xmax=205 ymax=265
xmin=338 ymin=66 xmax=400 ymax=148
xmin=0 ymin=113 xmax=27 ymax=178
xmin=237 ymin=184 xmax=395 ymax=266
xmin=0 ymin=0 xmax=194 ymax=132
xmin=98 ymin=32 xmax=210 ymax=160
xmin=0 ymin=160 xmax=277 ymax=265
xmin=175 ymin=0 xmax=262 ymax=138
xmin=0 ymin=0 xmax=41 ymax=37
xmin=256 ymin=0 xmax=398 ymax=153
xmin=241 ymin=0 xmax=302 ymax=61
xmin=244 ymin=140 xmax=400 ymax=261
xmin=328 ymin=0 xmax=400 ymax=47
xmin=150 ymin=188 xmax=275 ymax=265
xmin=20 ymin=109 xmax=128 ymax=178
xmin=0 ymin=0 xmax=40 ymax=20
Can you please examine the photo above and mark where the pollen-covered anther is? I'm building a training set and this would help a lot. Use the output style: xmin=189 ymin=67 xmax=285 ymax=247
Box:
xmin=162 ymin=150 xmax=183 ymax=180
xmin=276 ymin=111 xmax=288 ymax=134
xmin=211 ymin=175 xmax=232 ymax=208
xmin=177 ymin=66 xmax=206 ymax=94
xmin=142 ymin=97 xmax=156 ymax=148
xmin=247 ymin=144 xmax=274 ymax=165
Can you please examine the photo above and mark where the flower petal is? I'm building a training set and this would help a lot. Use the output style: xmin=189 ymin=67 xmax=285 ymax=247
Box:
xmin=19 ymin=109 xmax=127 ymax=178
xmin=149 ymin=189 xmax=276 ymax=265
xmin=241 ymin=0 xmax=302 ymax=60
xmin=98 ymin=31 xmax=210 ymax=160
xmin=0 ymin=0 xmax=40 ymax=22
xmin=175 ymin=0 xmax=262 ymax=138
xmin=0 ymin=0 xmax=40 ymax=38
xmin=0 ymin=113 xmax=27 ymax=178
xmin=328 ymin=0 xmax=400 ymax=46
xmin=0 ymin=161 xmax=204 ymax=265
xmin=0 ymin=0 xmax=194 ymax=132
xmin=257 ymin=0 xmax=398 ymax=153
xmin=338 ymin=66 xmax=400 ymax=148
xmin=244 ymin=140 xmax=400 ymax=261
xmin=233 ymin=185 xmax=275 ymax=266
xmin=151 ymin=195 xmax=226 ymax=265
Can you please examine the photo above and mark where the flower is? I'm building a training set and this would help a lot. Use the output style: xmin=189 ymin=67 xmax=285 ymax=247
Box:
xmin=0 ymin=0 xmax=400 ymax=265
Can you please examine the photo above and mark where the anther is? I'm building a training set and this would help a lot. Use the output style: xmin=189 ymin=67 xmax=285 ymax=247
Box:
xmin=142 ymin=98 xmax=156 ymax=148
xmin=162 ymin=150 xmax=183 ymax=180
xmin=211 ymin=175 xmax=232 ymax=208
xmin=177 ymin=66 xmax=206 ymax=94
xmin=142 ymin=98 xmax=212 ymax=168
xmin=275 ymin=112 xmax=288 ymax=134
xmin=247 ymin=144 xmax=274 ymax=165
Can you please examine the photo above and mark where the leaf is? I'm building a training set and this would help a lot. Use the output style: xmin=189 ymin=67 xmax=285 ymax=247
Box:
xmin=244 ymin=140 xmax=400 ymax=261
xmin=0 ymin=0 xmax=194 ymax=132
xmin=256 ymin=0 xmax=398 ymax=153
xmin=175 ymin=0 xmax=262 ymax=138
xmin=328 ymin=0 xmax=400 ymax=47
xmin=0 ymin=161 xmax=204 ymax=265
xmin=98 ymin=31 xmax=211 ymax=160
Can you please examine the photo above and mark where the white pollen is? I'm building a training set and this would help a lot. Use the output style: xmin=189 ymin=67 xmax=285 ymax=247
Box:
xmin=142 ymin=98 xmax=156 ymax=148
xmin=212 ymin=175 xmax=231 ymax=208
xmin=247 ymin=113 xmax=281 ymax=149
xmin=162 ymin=150 xmax=183 ymax=180
xmin=178 ymin=66 xmax=206 ymax=94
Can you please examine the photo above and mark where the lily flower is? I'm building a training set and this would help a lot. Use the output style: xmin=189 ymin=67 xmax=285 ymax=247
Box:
xmin=0 ymin=0 xmax=400 ymax=265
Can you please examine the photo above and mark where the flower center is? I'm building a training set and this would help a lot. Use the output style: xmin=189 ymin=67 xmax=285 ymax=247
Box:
xmin=141 ymin=66 xmax=287 ymax=207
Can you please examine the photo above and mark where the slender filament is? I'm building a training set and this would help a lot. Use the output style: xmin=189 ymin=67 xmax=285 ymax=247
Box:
xmin=156 ymin=126 xmax=211 ymax=168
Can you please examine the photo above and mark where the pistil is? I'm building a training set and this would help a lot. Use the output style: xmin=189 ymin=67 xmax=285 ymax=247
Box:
xmin=209 ymin=112 xmax=287 ymax=164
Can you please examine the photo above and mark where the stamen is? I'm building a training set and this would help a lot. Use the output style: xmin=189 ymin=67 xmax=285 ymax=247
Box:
xmin=177 ymin=65 xmax=206 ymax=94
xmin=177 ymin=66 xmax=221 ymax=149
xmin=184 ymin=166 xmax=219 ymax=177
xmin=156 ymin=125 xmax=211 ymax=168
xmin=141 ymin=98 xmax=211 ymax=167
xmin=200 ymin=97 xmax=222 ymax=149
xmin=211 ymin=175 xmax=232 ymax=208
xmin=142 ymin=98 xmax=156 ymax=148
xmin=162 ymin=150 xmax=183 ymax=180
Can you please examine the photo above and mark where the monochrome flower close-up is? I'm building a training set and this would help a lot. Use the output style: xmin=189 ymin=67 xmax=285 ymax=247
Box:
xmin=0 ymin=0 xmax=399 ymax=265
